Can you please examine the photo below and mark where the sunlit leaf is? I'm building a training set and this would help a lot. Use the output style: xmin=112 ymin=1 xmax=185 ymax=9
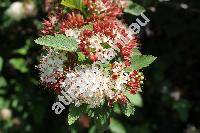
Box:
xmin=113 ymin=103 xmax=121 ymax=114
xmin=35 ymin=34 xmax=78 ymax=52
xmin=132 ymin=48 xmax=142 ymax=56
xmin=124 ymin=2 xmax=146 ymax=16
xmin=121 ymin=102 xmax=135 ymax=117
xmin=68 ymin=104 xmax=85 ymax=125
xmin=0 ymin=76 xmax=7 ymax=88
xmin=87 ymin=103 xmax=111 ymax=132
xmin=77 ymin=52 xmax=86 ymax=62
xmin=125 ymin=92 xmax=143 ymax=107
xmin=14 ymin=47 xmax=28 ymax=55
xmin=9 ymin=58 xmax=28 ymax=73
xmin=61 ymin=0 xmax=83 ymax=11
xmin=131 ymin=55 xmax=157 ymax=70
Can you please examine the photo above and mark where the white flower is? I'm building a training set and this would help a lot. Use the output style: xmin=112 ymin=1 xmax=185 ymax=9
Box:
xmin=62 ymin=65 xmax=110 ymax=107
xmin=5 ymin=1 xmax=37 ymax=21
xmin=115 ymin=72 xmax=129 ymax=91
xmin=89 ymin=35 xmax=103 ymax=50
xmin=65 ymin=28 xmax=81 ymax=40
xmin=38 ymin=50 xmax=67 ymax=83
xmin=103 ymin=48 xmax=117 ymax=60
xmin=6 ymin=2 xmax=25 ymax=21
xmin=57 ymin=63 xmax=130 ymax=107
xmin=88 ymin=34 xmax=118 ymax=63
xmin=0 ymin=108 xmax=12 ymax=121
xmin=94 ymin=0 xmax=108 ymax=13
xmin=24 ymin=1 xmax=37 ymax=17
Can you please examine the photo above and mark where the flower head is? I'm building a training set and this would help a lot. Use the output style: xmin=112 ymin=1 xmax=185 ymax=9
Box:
xmin=37 ymin=0 xmax=146 ymax=108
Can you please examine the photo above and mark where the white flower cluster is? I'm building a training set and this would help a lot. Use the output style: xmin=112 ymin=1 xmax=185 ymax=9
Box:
xmin=94 ymin=0 xmax=128 ymax=13
xmin=59 ymin=64 xmax=129 ymax=107
xmin=38 ymin=49 xmax=67 ymax=83
xmin=94 ymin=0 xmax=108 ymax=13
xmin=89 ymin=34 xmax=118 ymax=63
xmin=38 ymin=51 xmax=130 ymax=107
xmin=111 ymin=62 xmax=129 ymax=91
xmin=63 ymin=63 xmax=131 ymax=107
xmin=61 ymin=65 xmax=112 ymax=107
xmin=65 ymin=28 xmax=81 ymax=39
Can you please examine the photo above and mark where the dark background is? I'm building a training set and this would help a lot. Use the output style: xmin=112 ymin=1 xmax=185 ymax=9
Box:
xmin=0 ymin=0 xmax=200 ymax=133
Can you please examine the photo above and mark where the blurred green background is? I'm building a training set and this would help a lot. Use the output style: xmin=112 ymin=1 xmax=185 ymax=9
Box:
xmin=0 ymin=0 xmax=200 ymax=133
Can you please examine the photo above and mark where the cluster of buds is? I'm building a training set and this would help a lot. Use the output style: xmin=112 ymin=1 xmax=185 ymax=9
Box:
xmin=60 ymin=12 xmax=84 ymax=33
xmin=127 ymin=70 xmax=144 ymax=94
xmin=41 ymin=19 xmax=55 ymax=35
xmin=83 ymin=0 xmax=124 ymax=18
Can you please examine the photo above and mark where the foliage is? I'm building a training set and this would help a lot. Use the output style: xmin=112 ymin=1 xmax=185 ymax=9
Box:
xmin=124 ymin=1 xmax=146 ymax=16
xmin=0 ymin=57 xmax=3 ymax=72
xmin=35 ymin=34 xmax=78 ymax=52
xmin=109 ymin=118 xmax=126 ymax=133
xmin=61 ymin=0 xmax=83 ymax=11
xmin=131 ymin=55 xmax=157 ymax=70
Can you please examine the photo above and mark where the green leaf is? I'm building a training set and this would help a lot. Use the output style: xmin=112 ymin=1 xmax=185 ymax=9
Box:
xmin=13 ymin=40 xmax=30 ymax=55
xmin=0 ymin=76 xmax=7 ymax=88
xmin=132 ymin=49 xmax=142 ymax=56
xmin=68 ymin=104 xmax=89 ymax=125
xmin=124 ymin=49 xmax=142 ymax=72
xmin=80 ymin=24 xmax=93 ymax=31
xmin=173 ymin=99 xmax=190 ymax=122
xmin=113 ymin=103 xmax=121 ymax=114
xmin=9 ymin=58 xmax=28 ymax=73
xmin=61 ymin=0 xmax=83 ymax=11
xmin=87 ymin=103 xmax=111 ymax=132
xmin=77 ymin=52 xmax=86 ymax=62
xmin=131 ymin=55 xmax=157 ymax=70
xmin=109 ymin=118 xmax=126 ymax=133
xmin=125 ymin=92 xmax=143 ymax=107
xmin=94 ymin=117 xmax=110 ymax=133
xmin=123 ymin=67 xmax=132 ymax=73
xmin=14 ymin=48 xmax=28 ymax=55
xmin=68 ymin=105 xmax=84 ymax=125
xmin=0 ymin=98 xmax=10 ymax=108
xmin=35 ymin=34 xmax=78 ymax=52
xmin=124 ymin=2 xmax=146 ymax=16
xmin=0 ymin=56 xmax=3 ymax=72
xmin=88 ymin=126 xmax=97 ymax=133
xmin=121 ymin=102 xmax=135 ymax=117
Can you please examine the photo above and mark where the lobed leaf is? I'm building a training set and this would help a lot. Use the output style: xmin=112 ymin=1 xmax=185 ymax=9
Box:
xmin=125 ymin=92 xmax=143 ymax=107
xmin=35 ymin=34 xmax=78 ymax=52
xmin=124 ymin=2 xmax=146 ymax=16
xmin=131 ymin=55 xmax=157 ymax=70
xmin=132 ymin=48 xmax=142 ymax=56
xmin=68 ymin=104 xmax=84 ymax=125
xmin=121 ymin=102 xmax=135 ymax=117
xmin=87 ymin=103 xmax=111 ymax=132
xmin=61 ymin=0 xmax=83 ymax=11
